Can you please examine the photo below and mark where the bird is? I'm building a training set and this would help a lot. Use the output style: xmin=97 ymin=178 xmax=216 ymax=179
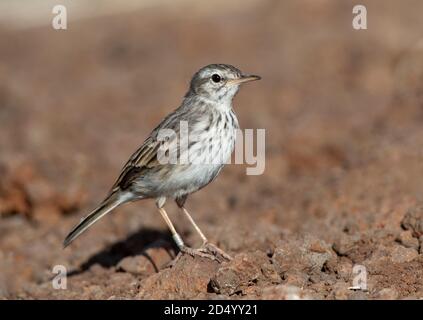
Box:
xmin=63 ymin=64 xmax=261 ymax=263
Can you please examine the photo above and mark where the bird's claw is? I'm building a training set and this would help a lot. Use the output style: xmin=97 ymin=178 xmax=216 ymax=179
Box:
xmin=201 ymin=242 xmax=233 ymax=261
xmin=166 ymin=243 xmax=232 ymax=268
xmin=181 ymin=245 xmax=220 ymax=261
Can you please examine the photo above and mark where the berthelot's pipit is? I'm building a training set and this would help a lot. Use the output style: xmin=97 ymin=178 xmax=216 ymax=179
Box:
xmin=64 ymin=64 xmax=260 ymax=262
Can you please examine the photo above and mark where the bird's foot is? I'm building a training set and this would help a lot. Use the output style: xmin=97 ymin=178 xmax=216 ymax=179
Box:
xmin=181 ymin=245 xmax=221 ymax=261
xmin=167 ymin=243 xmax=231 ymax=268
xmin=166 ymin=246 xmax=217 ymax=268
xmin=201 ymin=242 xmax=233 ymax=261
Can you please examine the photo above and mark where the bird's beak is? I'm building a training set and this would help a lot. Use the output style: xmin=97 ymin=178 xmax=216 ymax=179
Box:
xmin=227 ymin=74 xmax=261 ymax=86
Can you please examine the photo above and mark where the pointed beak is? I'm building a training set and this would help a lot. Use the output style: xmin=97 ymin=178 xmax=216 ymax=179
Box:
xmin=227 ymin=74 xmax=261 ymax=86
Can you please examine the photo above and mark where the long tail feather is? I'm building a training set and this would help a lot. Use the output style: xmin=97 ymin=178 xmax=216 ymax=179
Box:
xmin=63 ymin=191 xmax=127 ymax=248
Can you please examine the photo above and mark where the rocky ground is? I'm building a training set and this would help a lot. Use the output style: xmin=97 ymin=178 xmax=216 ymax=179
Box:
xmin=0 ymin=0 xmax=422 ymax=299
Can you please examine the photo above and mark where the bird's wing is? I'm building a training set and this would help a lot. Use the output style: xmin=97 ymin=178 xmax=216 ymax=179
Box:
xmin=111 ymin=127 xmax=181 ymax=191
xmin=110 ymin=137 xmax=160 ymax=190
xmin=110 ymin=104 xmax=204 ymax=192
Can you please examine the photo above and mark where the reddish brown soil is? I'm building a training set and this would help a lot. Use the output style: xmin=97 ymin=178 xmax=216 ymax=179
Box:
xmin=0 ymin=1 xmax=422 ymax=299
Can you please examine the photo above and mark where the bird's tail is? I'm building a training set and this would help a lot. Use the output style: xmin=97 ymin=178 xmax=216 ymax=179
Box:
xmin=63 ymin=190 xmax=128 ymax=248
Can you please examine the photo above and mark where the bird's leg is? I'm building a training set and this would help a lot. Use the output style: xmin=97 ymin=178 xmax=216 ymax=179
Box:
xmin=180 ymin=206 xmax=207 ymax=244
xmin=156 ymin=205 xmax=218 ymax=266
xmin=157 ymin=207 xmax=184 ymax=250
xmin=180 ymin=206 xmax=232 ymax=261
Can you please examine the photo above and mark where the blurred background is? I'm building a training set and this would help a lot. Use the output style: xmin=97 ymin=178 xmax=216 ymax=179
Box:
xmin=0 ymin=0 xmax=422 ymax=299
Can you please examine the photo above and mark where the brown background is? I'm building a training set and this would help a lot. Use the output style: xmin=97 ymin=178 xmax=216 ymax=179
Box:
xmin=0 ymin=0 xmax=422 ymax=299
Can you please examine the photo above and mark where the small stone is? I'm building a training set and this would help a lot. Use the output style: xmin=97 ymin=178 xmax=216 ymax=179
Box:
xmin=137 ymin=254 xmax=220 ymax=299
xmin=24 ymin=178 xmax=56 ymax=206
xmin=0 ymin=186 xmax=30 ymax=217
xmin=331 ymin=282 xmax=350 ymax=300
xmin=283 ymin=271 xmax=309 ymax=287
xmin=210 ymin=251 xmax=275 ymax=295
xmin=390 ymin=245 xmax=418 ymax=263
xmin=309 ymin=241 xmax=326 ymax=253
xmin=89 ymin=263 xmax=106 ymax=274
xmin=332 ymin=234 xmax=360 ymax=256
xmin=109 ymin=272 xmax=135 ymax=285
xmin=32 ymin=204 xmax=61 ymax=225
xmin=56 ymin=187 xmax=87 ymax=214
xmin=83 ymin=285 xmax=104 ymax=299
xmin=348 ymin=290 xmax=369 ymax=300
xmin=402 ymin=207 xmax=423 ymax=237
xmin=376 ymin=288 xmax=398 ymax=300
xmin=260 ymin=285 xmax=313 ymax=300
xmin=337 ymin=259 xmax=353 ymax=280
xmin=397 ymin=230 xmax=419 ymax=250
xmin=273 ymin=236 xmax=332 ymax=275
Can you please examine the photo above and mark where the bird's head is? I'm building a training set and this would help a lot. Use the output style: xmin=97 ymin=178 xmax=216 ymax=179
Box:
xmin=186 ymin=64 xmax=260 ymax=105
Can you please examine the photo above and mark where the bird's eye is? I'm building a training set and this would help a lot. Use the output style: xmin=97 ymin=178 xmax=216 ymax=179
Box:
xmin=211 ymin=74 xmax=221 ymax=83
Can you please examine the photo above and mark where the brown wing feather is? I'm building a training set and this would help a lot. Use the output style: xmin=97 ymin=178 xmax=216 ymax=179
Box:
xmin=110 ymin=105 xmax=191 ymax=192
xmin=111 ymin=130 xmax=180 ymax=191
xmin=111 ymin=137 xmax=162 ymax=190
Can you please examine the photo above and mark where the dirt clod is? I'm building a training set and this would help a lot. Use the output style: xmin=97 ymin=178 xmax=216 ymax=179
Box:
xmin=259 ymin=285 xmax=314 ymax=300
xmin=402 ymin=207 xmax=423 ymax=238
xmin=390 ymin=245 xmax=419 ymax=264
xmin=397 ymin=230 xmax=420 ymax=250
xmin=273 ymin=236 xmax=333 ymax=275
xmin=376 ymin=288 xmax=399 ymax=300
xmin=210 ymin=251 xmax=278 ymax=295
xmin=137 ymin=255 xmax=220 ymax=299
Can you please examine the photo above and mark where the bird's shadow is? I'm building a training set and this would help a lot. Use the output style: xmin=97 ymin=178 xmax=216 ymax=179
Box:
xmin=67 ymin=227 xmax=178 ymax=277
